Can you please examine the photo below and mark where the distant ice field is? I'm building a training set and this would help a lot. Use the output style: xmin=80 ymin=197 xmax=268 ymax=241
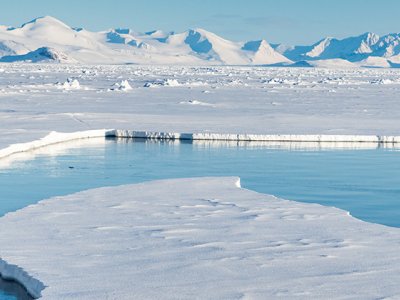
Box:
xmin=2 ymin=64 xmax=400 ymax=154
xmin=2 ymin=138 xmax=400 ymax=227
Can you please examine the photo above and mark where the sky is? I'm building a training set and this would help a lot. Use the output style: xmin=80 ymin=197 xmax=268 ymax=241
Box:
xmin=1 ymin=0 xmax=399 ymax=45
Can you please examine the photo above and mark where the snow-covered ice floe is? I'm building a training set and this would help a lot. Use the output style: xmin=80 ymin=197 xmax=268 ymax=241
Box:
xmin=109 ymin=129 xmax=400 ymax=143
xmin=1 ymin=177 xmax=400 ymax=299
xmin=2 ymin=129 xmax=400 ymax=161
xmin=0 ymin=130 xmax=107 ymax=160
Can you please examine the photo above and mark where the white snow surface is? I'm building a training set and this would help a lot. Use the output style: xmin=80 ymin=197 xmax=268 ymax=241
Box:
xmin=2 ymin=177 xmax=400 ymax=299
xmin=2 ymin=65 xmax=400 ymax=298
xmin=2 ymin=64 xmax=400 ymax=153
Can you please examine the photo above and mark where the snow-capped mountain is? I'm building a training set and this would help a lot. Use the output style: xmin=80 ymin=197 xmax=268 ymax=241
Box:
xmin=273 ymin=32 xmax=400 ymax=67
xmin=277 ymin=32 xmax=380 ymax=62
xmin=0 ymin=47 xmax=74 ymax=63
xmin=373 ymin=34 xmax=400 ymax=59
xmin=242 ymin=40 xmax=291 ymax=65
xmin=0 ymin=16 xmax=289 ymax=65
xmin=1 ymin=16 xmax=400 ymax=67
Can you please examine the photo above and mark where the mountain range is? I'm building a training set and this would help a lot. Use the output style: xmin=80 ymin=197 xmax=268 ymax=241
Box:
xmin=1 ymin=16 xmax=400 ymax=67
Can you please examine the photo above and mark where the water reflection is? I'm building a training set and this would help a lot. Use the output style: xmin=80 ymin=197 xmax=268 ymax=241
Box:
xmin=0 ymin=138 xmax=106 ymax=169
xmin=2 ymin=137 xmax=400 ymax=171
xmin=1 ymin=137 xmax=400 ymax=228
xmin=0 ymin=277 xmax=33 ymax=300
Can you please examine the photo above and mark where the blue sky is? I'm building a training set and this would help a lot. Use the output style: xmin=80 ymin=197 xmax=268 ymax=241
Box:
xmin=1 ymin=0 xmax=399 ymax=45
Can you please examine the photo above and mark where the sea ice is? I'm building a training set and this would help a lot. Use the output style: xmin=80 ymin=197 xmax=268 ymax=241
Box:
xmin=1 ymin=178 xmax=400 ymax=299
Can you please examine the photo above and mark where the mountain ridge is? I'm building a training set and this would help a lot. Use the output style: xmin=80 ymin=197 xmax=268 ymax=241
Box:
xmin=0 ymin=16 xmax=399 ymax=67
